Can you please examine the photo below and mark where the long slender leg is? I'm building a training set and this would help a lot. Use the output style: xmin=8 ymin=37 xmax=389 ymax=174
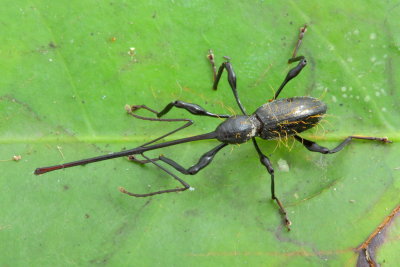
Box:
xmin=252 ymin=138 xmax=291 ymax=230
xmin=128 ymin=156 xmax=156 ymax=164
xmin=130 ymin=143 xmax=228 ymax=175
xmin=120 ymin=143 xmax=228 ymax=197
xmin=273 ymin=58 xmax=307 ymax=100
xmin=119 ymin=153 xmax=190 ymax=197
xmin=294 ymin=135 xmax=391 ymax=154
xmin=125 ymin=104 xmax=194 ymax=147
xmin=160 ymin=143 xmax=228 ymax=174
xmin=127 ymin=101 xmax=230 ymax=120
xmin=156 ymin=101 xmax=230 ymax=118
xmin=125 ymin=102 xmax=228 ymax=147
xmin=273 ymin=25 xmax=308 ymax=100
xmin=210 ymin=59 xmax=247 ymax=115
xmin=290 ymin=24 xmax=307 ymax=63
xmin=207 ymin=49 xmax=217 ymax=81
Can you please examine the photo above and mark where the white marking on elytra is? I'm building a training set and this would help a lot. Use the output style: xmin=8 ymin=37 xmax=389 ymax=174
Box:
xmin=247 ymin=123 xmax=257 ymax=138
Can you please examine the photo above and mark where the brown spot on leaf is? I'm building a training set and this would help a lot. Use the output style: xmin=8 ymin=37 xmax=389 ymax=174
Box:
xmin=356 ymin=205 xmax=400 ymax=266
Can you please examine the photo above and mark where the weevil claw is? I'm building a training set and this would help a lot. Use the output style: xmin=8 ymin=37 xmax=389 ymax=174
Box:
xmin=382 ymin=137 xmax=392 ymax=143
xmin=119 ymin=187 xmax=127 ymax=194
xmin=285 ymin=219 xmax=292 ymax=231
xmin=124 ymin=104 xmax=132 ymax=112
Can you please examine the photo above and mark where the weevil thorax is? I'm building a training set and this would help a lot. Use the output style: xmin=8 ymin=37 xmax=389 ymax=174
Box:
xmin=215 ymin=115 xmax=261 ymax=144
xmin=254 ymin=96 xmax=327 ymax=140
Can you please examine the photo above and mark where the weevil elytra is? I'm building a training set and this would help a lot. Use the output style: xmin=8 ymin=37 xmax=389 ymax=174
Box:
xmin=35 ymin=25 xmax=391 ymax=230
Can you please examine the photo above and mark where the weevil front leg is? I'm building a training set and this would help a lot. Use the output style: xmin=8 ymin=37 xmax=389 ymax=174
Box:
xmin=127 ymin=101 xmax=230 ymax=120
xmin=125 ymin=102 xmax=229 ymax=148
xmin=156 ymin=101 xmax=230 ymax=119
xmin=119 ymin=153 xmax=190 ymax=197
xmin=125 ymin=104 xmax=194 ymax=147
xmin=207 ymin=51 xmax=247 ymax=115
xmin=252 ymin=138 xmax=291 ymax=230
xmin=130 ymin=143 xmax=228 ymax=175
xmin=122 ymin=144 xmax=228 ymax=197
xmin=294 ymin=135 xmax=392 ymax=154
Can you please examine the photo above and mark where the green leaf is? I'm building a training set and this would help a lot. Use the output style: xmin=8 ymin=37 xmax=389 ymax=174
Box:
xmin=1 ymin=0 xmax=399 ymax=266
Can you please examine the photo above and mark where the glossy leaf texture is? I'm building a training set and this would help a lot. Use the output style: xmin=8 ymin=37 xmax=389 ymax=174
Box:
xmin=1 ymin=0 xmax=399 ymax=266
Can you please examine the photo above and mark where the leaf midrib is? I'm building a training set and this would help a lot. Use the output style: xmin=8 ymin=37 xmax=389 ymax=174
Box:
xmin=2 ymin=134 xmax=398 ymax=144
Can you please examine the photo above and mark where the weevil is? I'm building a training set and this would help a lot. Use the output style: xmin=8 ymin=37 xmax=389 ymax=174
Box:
xmin=35 ymin=25 xmax=391 ymax=230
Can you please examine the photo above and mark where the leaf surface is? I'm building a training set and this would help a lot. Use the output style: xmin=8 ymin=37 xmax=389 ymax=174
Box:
xmin=1 ymin=1 xmax=399 ymax=266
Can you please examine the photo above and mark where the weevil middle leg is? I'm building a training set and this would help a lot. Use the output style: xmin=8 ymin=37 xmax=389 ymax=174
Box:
xmin=252 ymin=138 xmax=292 ymax=230
xmin=130 ymin=143 xmax=228 ymax=175
xmin=119 ymin=153 xmax=191 ymax=197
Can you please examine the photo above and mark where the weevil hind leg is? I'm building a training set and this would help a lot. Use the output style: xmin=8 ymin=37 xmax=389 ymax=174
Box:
xmin=119 ymin=153 xmax=190 ymax=197
xmin=294 ymin=135 xmax=391 ymax=154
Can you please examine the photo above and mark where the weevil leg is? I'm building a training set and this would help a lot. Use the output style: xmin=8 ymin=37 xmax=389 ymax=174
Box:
xmin=125 ymin=102 xmax=228 ymax=148
xmin=294 ymin=135 xmax=392 ymax=154
xmin=129 ymin=143 xmax=228 ymax=174
xmin=207 ymin=49 xmax=217 ymax=81
xmin=272 ymin=25 xmax=308 ymax=100
xmin=273 ymin=58 xmax=307 ymax=100
xmin=156 ymin=101 xmax=230 ymax=119
xmin=119 ymin=153 xmax=190 ymax=197
xmin=128 ymin=155 xmax=158 ymax=164
xmin=160 ymin=143 xmax=228 ymax=174
xmin=207 ymin=54 xmax=247 ymax=115
xmin=252 ymin=138 xmax=291 ymax=231
xmin=121 ymin=144 xmax=228 ymax=197
xmin=125 ymin=104 xmax=194 ymax=147
xmin=127 ymin=102 xmax=229 ymax=120
xmin=289 ymin=24 xmax=307 ymax=63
